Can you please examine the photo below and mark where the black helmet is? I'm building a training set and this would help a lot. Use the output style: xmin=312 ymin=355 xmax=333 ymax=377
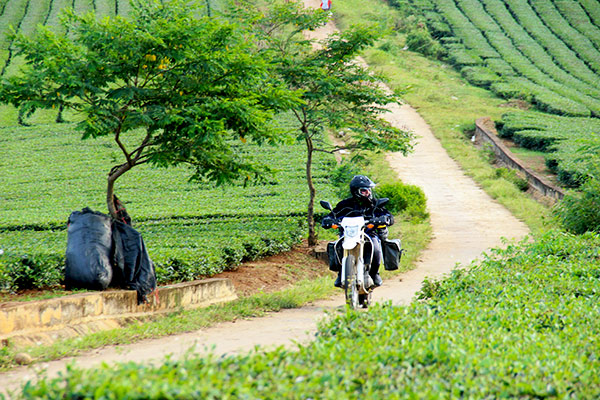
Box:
xmin=349 ymin=175 xmax=375 ymax=202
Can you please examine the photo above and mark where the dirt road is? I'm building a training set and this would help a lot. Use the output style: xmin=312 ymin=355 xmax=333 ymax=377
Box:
xmin=0 ymin=3 xmax=529 ymax=397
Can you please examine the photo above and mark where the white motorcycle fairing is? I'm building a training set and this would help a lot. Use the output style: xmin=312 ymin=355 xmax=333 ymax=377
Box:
xmin=339 ymin=216 xmax=366 ymax=289
xmin=340 ymin=217 xmax=365 ymax=250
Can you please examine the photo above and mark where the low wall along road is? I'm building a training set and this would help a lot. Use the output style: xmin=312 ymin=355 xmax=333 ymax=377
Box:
xmin=0 ymin=279 xmax=237 ymax=348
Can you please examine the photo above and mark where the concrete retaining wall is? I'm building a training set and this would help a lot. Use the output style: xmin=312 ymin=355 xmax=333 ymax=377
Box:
xmin=475 ymin=117 xmax=565 ymax=202
xmin=0 ymin=278 xmax=237 ymax=347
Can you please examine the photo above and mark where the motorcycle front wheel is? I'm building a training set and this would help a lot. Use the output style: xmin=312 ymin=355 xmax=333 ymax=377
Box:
xmin=344 ymin=254 xmax=359 ymax=309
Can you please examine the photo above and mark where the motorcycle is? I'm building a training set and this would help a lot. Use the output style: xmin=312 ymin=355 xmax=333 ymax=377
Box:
xmin=320 ymin=198 xmax=389 ymax=309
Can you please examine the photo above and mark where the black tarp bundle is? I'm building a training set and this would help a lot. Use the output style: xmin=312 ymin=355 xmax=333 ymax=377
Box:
xmin=111 ymin=220 xmax=156 ymax=303
xmin=65 ymin=208 xmax=156 ymax=304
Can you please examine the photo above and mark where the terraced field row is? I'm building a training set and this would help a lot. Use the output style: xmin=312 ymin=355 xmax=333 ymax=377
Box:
xmin=0 ymin=0 xmax=133 ymax=78
xmin=403 ymin=0 xmax=600 ymax=187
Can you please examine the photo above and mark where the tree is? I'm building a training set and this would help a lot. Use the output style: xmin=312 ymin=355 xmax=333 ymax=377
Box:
xmin=249 ymin=0 xmax=414 ymax=245
xmin=0 ymin=0 xmax=299 ymax=220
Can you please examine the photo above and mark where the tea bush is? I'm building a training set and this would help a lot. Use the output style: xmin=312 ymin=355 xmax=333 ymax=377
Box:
xmin=495 ymin=167 xmax=529 ymax=192
xmin=553 ymin=177 xmax=600 ymax=234
xmin=18 ymin=230 xmax=600 ymax=399
xmin=0 ymin=253 xmax=64 ymax=292
xmin=395 ymin=0 xmax=600 ymax=186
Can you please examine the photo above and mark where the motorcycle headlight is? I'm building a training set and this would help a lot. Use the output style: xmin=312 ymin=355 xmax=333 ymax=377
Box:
xmin=345 ymin=225 xmax=359 ymax=238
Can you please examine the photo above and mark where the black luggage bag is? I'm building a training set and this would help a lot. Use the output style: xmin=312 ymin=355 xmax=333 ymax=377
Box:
xmin=382 ymin=238 xmax=403 ymax=271
xmin=327 ymin=240 xmax=343 ymax=272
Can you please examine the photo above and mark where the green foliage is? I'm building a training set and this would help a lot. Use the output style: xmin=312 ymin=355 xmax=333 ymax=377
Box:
xmin=327 ymin=162 xmax=362 ymax=198
xmin=553 ymin=177 xmax=600 ymax=234
xmin=460 ymin=65 xmax=501 ymax=88
xmin=17 ymin=230 xmax=600 ymax=398
xmin=0 ymin=252 xmax=64 ymax=292
xmin=247 ymin=0 xmax=415 ymax=244
xmin=148 ymin=216 xmax=306 ymax=283
xmin=375 ymin=181 xmax=428 ymax=221
xmin=399 ymin=0 xmax=600 ymax=189
xmin=405 ymin=25 xmax=445 ymax=59
xmin=498 ymin=111 xmax=600 ymax=187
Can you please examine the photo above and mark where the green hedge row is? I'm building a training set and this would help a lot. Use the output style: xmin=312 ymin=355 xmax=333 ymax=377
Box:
xmin=480 ymin=0 xmax=600 ymax=103
xmin=0 ymin=215 xmax=307 ymax=292
xmin=375 ymin=181 xmax=429 ymax=221
xmin=555 ymin=0 xmax=600 ymax=50
xmin=393 ymin=0 xmax=600 ymax=179
xmin=16 ymin=230 xmax=600 ymax=399
xmin=530 ymin=0 xmax=600 ymax=75
xmin=404 ymin=0 xmax=600 ymax=118
xmin=503 ymin=0 xmax=599 ymax=90
xmin=497 ymin=111 xmax=600 ymax=187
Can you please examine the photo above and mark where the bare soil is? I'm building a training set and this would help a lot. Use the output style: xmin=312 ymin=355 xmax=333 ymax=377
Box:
xmin=213 ymin=240 xmax=332 ymax=297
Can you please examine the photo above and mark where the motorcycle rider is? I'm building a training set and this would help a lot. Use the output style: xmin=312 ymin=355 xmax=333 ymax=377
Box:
xmin=321 ymin=175 xmax=394 ymax=288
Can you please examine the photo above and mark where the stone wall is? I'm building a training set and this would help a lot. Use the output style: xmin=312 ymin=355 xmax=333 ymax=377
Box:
xmin=474 ymin=117 xmax=565 ymax=202
xmin=0 ymin=278 xmax=237 ymax=347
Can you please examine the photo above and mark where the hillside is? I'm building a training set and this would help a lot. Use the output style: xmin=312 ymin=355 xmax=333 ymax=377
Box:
xmin=401 ymin=0 xmax=600 ymax=187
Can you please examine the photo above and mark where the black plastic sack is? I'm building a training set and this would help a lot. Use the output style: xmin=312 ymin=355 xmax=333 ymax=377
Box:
xmin=327 ymin=240 xmax=343 ymax=272
xmin=111 ymin=220 xmax=157 ymax=304
xmin=382 ymin=238 xmax=403 ymax=271
xmin=65 ymin=208 xmax=113 ymax=290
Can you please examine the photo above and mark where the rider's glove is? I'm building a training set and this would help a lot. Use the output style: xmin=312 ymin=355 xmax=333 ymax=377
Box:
xmin=372 ymin=216 xmax=388 ymax=226
xmin=322 ymin=216 xmax=335 ymax=229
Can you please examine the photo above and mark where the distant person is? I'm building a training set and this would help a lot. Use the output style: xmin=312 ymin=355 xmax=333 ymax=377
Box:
xmin=320 ymin=0 xmax=331 ymax=11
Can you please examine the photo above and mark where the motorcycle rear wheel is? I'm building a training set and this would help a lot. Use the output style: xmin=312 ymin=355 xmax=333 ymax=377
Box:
xmin=344 ymin=255 xmax=359 ymax=309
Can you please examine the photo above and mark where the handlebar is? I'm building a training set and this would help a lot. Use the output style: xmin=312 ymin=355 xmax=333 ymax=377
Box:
xmin=323 ymin=217 xmax=388 ymax=230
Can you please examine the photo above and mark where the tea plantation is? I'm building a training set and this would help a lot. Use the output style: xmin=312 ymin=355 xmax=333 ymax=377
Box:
xmin=399 ymin=0 xmax=600 ymax=187
xmin=4 ymin=0 xmax=600 ymax=397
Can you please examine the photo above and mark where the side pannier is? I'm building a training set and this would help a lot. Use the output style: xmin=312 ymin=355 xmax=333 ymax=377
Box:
xmin=382 ymin=238 xmax=403 ymax=271
xmin=327 ymin=240 xmax=343 ymax=272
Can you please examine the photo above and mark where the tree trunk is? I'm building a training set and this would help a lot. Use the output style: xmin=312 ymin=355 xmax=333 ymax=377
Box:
xmin=305 ymin=135 xmax=318 ymax=246
xmin=106 ymin=164 xmax=131 ymax=220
